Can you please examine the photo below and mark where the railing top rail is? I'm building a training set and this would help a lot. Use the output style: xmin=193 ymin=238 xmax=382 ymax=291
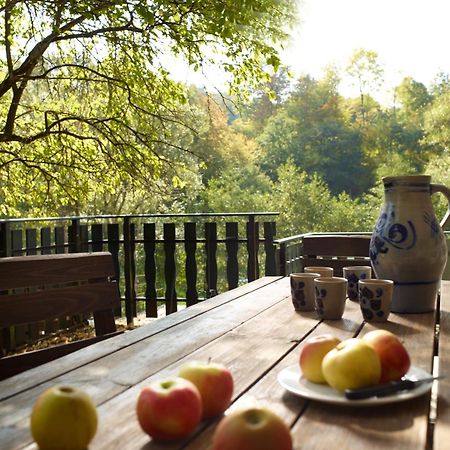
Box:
xmin=0 ymin=212 xmax=279 ymax=224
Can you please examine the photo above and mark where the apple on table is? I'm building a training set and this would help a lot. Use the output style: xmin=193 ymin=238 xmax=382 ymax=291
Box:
xmin=363 ymin=329 xmax=411 ymax=382
xmin=212 ymin=406 xmax=292 ymax=450
xmin=178 ymin=360 xmax=234 ymax=418
xmin=322 ymin=338 xmax=381 ymax=391
xmin=299 ymin=334 xmax=341 ymax=383
xmin=136 ymin=376 xmax=202 ymax=441
xmin=30 ymin=385 xmax=98 ymax=450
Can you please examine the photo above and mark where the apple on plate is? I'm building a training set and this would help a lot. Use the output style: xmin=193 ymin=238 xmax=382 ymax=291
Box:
xmin=212 ymin=406 xmax=292 ymax=450
xmin=30 ymin=385 xmax=98 ymax=450
xmin=322 ymin=338 xmax=381 ymax=392
xmin=178 ymin=361 xmax=234 ymax=418
xmin=363 ymin=329 xmax=411 ymax=382
xmin=136 ymin=377 xmax=202 ymax=441
xmin=299 ymin=334 xmax=341 ymax=383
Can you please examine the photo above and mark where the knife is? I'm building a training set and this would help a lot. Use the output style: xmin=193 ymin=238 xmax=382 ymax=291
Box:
xmin=344 ymin=376 xmax=443 ymax=400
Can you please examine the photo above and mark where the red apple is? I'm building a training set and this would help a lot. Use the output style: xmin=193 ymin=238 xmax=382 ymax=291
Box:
xmin=136 ymin=377 xmax=202 ymax=441
xmin=322 ymin=338 xmax=381 ymax=391
xmin=212 ymin=406 xmax=292 ymax=450
xmin=363 ymin=329 xmax=411 ymax=382
xmin=178 ymin=361 xmax=234 ymax=418
xmin=299 ymin=334 xmax=341 ymax=383
xmin=30 ymin=385 xmax=97 ymax=450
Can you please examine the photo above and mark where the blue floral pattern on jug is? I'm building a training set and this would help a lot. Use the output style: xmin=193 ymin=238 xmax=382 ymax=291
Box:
xmin=359 ymin=286 xmax=385 ymax=320
xmin=370 ymin=210 xmax=417 ymax=265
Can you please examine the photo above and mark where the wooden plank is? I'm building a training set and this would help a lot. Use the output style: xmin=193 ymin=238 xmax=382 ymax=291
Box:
xmin=302 ymin=235 xmax=371 ymax=257
xmin=0 ymin=277 xmax=286 ymax=450
xmin=0 ymin=277 xmax=281 ymax=399
xmin=435 ymin=281 xmax=450 ymax=450
xmin=54 ymin=226 xmax=65 ymax=254
xmin=0 ymin=252 xmax=115 ymax=289
xmin=0 ymin=282 xmax=120 ymax=327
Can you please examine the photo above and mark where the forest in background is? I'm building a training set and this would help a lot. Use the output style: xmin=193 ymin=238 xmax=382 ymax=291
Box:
xmin=1 ymin=2 xmax=450 ymax=238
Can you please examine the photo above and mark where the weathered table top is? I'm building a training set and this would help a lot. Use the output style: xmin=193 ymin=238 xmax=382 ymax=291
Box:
xmin=1 ymin=277 xmax=449 ymax=450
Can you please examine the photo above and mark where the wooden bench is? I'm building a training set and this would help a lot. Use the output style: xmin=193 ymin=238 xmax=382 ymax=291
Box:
xmin=301 ymin=234 xmax=371 ymax=277
xmin=0 ymin=252 xmax=122 ymax=380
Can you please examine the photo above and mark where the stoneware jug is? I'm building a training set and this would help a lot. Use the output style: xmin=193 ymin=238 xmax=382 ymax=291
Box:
xmin=370 ymin=175 xmax=450 ymax=313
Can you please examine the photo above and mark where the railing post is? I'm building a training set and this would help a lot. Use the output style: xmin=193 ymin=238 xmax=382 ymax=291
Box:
xmin=0 ymin=221 xmax=11 ymax=257
xmin=246 ymin=215 xmax=259 ymax=281
xmin=164 ymin=222 xmax=177 ymax=314
xmin=68 ymin=218 xmax=81 ymax=253
xmin=184 ymin=222 xmax=198 ymax=306
xmin=264 ymin=221 xmax=277 ymax=276
xmin=144 ymin=223 xmax=158 ymax=317
xmin=123 ymin=217 xmax=136 ymax=326
xmin=205 ymin=222 xmax=218 ymax=298
xmin=225 ymin=222 xmax=239 ymax=290
xmin=278 ymin=242 xmax=287 ymax=277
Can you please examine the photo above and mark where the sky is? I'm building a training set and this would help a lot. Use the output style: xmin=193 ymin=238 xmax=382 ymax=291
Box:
xmin=283 ymin=0 xmax=450 ymax=101
xmin=172 ymin=0 xmax=450 ymax=103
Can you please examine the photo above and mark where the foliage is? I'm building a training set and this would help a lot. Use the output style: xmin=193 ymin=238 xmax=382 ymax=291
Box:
xmin=0 ymin=0 xmax=297 ymax=214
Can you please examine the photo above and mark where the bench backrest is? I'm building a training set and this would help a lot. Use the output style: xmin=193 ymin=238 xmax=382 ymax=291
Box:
xmin=0 ymin=252 xmax=121 ymax=379
xmin=301 ymin=235 xmax=371 ymax=277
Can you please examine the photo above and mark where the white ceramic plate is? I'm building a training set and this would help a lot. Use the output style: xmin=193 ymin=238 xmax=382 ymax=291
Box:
xmin=277 ymin=364 xmax=433 ymax=406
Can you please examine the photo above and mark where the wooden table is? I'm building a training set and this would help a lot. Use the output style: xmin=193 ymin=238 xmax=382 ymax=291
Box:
xmin=1 ymin=277 xmax=449 ymax=450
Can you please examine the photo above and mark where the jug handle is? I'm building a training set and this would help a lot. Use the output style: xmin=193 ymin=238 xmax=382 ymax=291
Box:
xmin=431 ymin=184 xmax=450 ymax=229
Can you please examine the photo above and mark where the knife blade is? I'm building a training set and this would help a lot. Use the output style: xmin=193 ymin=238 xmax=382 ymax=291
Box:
xmin=344 ymin=376 xmax=442 ymax=400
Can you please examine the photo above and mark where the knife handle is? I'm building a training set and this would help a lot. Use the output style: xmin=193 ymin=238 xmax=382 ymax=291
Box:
xmin=345 ymin=379 xmax=415 ymax=400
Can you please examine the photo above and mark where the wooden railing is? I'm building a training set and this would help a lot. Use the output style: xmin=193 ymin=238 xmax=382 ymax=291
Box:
xmin=0 ymin=213 xmax=278 ymax=322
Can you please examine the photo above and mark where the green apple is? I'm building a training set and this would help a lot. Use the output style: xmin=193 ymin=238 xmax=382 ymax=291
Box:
xmin=30 ymin=385 xmax=98 ymax=450
xmin=322 ymin=338 xmax=381 ymax=392
xmin=178 ymin=361 xmax=234 ymax=418
xmin=212 ymin=406 xmax=292 ymax=450
xmin=136 ymin=377 xmax=202 ymax=441
xmin=299 ymin=334 xmax=341 ymax=384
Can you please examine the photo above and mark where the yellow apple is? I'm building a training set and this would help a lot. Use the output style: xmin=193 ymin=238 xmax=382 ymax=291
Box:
xmin=299 ymin=334 xmax=341 ymax=383
xmin=322 ymin=338 xmax=381 ymax=392
xmin=30 ymin=385 xmax=97 ymax=450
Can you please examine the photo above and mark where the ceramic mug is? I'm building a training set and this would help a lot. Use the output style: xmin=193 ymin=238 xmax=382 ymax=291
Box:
xmin=343 ymin=266 xmax=372 ymax=301
xmin=358 ymin=279 xmax=394 ymax=322
xmin=290 ymin=272 xmax=321 ymax=311
xmin=304 ymin=266 xmax=334 ymax=277
xmin=314 ymin=276 xmax=347 ymax=320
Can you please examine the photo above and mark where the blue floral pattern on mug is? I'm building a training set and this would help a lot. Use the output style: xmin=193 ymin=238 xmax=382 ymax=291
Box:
xmin=359 ymin=286 xmax=385 ymax=320
xmin=315 ymin=286 xmax=327 ymax=318
xmin=346 ymin=273 xmax=368 ymax=301
xmin=291 ymin=278 xmax=307 ymax=310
